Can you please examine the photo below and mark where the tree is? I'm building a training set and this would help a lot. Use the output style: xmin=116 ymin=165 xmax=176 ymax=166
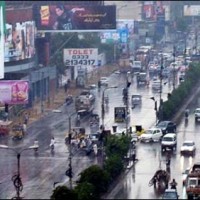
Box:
xmin=78 ymin=165 xmax=110 ymax=196
xmin=50 ymin=186 xmax=77 ymax=200
xmin=74 ymin=182 xmax=98 ymax=200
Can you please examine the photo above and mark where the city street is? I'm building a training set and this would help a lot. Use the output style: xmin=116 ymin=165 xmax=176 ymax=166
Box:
xmin=0 ymin=69 xmax=174 ymax=199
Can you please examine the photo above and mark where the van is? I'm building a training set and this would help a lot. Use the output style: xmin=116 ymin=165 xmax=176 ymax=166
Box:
xmin=131 ymin=61 xmax=142 ymax=72
xmin=152 ymin=80 xmax=162 ymax=91
xmin=161 ymin=133 xmax=177 ymax=151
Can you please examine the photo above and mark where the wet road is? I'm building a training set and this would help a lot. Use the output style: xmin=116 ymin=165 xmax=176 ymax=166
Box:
xmin=0 ymin=64 xmax=183 ymax=199
xmin=105 ymin=85 xmax=200 ymax=199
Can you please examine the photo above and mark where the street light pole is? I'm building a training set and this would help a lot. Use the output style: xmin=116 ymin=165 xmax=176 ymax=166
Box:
xmin=66 ymin=112 xmax=76 ymax=190
xmin=101 ymin=86 xmax=117 ymax=166
xmin=0 ymin=144 xmax=39 ymax=199
xmin=150 ymin=97 xmax=158 ymax=124
xmin=173 ymin=45 xmax=176 ymax=90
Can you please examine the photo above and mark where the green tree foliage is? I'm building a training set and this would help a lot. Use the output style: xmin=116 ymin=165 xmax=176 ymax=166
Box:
xmin=105 ymin=134 xmax=130 ymax=158
xmin=74 ymin=182 xmax=98 ymax=200
xmin=50 ymin=186 xmax=77 ymax=200
xmin=162 ymin=63 xmax=200 ymax=120
xmin=78 ymin=165 xmax=110 ymax=196
xmin=104 ymin=154 xmax=124 ymax=181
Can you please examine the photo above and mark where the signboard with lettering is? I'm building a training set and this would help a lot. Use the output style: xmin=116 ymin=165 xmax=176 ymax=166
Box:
xmin=114 ymin=107 xmax=126 ymax=123
xmin=63 ymin=48 xmax=98 ymax=66
xmin=34 ymin=5 xmax=116 ymax=32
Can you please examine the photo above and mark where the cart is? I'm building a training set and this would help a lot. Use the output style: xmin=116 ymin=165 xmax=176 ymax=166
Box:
xmin=0 ymin=120 xmax=13 ymax=137
xmin=12 ymin=124 xmax=23 ymax=140
xmin=89 ymin=113 xmax=100 ymax=127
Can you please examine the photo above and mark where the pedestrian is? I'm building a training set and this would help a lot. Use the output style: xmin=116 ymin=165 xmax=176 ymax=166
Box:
xmin=22 ymin=123 xmax=27 ymax=136
xmin=93 ymin=144 xmax=98 ymax=156
xmin=64 ymin=83 xmax=68 ymax=93
xmin=24 ymin=113 xmax=29 ymax=125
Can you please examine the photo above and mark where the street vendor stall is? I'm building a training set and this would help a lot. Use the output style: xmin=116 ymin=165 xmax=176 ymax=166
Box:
xmin=0 ymin=120 xmax=13 ymax=136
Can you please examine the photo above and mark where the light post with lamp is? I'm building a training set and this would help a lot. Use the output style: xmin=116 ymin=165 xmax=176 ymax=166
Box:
xmin=0 ymin=144 xmax=39 ymax=200
xmin=65 ymin=112 xmax=77 ymax=190
xmin=101 ymin=86 xmax=117 ymax=166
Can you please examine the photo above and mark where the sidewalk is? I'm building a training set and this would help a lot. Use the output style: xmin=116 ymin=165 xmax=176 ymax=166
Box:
xmin=16 ymin=63 xmax=119 ymax=126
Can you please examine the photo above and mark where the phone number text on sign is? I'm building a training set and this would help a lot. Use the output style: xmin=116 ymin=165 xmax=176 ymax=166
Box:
xmin=64 ymin=48 xmax=98 ymax=66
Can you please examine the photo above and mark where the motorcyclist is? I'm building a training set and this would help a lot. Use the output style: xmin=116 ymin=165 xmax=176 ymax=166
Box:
xmin=170 ymin=178 xmax=177 ymax=190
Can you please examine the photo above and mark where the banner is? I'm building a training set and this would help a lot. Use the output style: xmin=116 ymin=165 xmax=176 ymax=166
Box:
xmin=0 ymin=1 xmax=5 ymax=79
xmin=4 ymin=21 xmax=36 ymax=62
xmin=64 ymin=48 xmax=98 ymax=66
xmin=34 ymin=5 xmax=116 ymax=31
xmin=0 ymin=80 xmax=29 ymax=104
xmin=184 ymin=5 xmax=200 ymax=16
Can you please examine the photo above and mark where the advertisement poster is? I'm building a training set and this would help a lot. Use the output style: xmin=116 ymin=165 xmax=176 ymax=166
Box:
xmin=35 ymin=5 xmax=116 ymax=31
xmin=0 ymin=80 xmax=29 ymax=104
xmin=64 ymin=48 xmax=98 ymax=66
xmin=4 ymin=21 xmax=36 ymax=62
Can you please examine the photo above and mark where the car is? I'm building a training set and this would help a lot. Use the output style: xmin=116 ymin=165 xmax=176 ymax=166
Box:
xmin=161 ymin=133 xmax=177 ymax=152
xmin=139 ymin=128 xmax=163 ymax=143
xmin=156 ymin=121 xmax=176 ymax=135
xmin=180 ymin=140 xmax=196 ymax=155
xmin=162 ymin=189 xmax=179 ymax=199
xmin=194 ymin=108 xmax=200 ymax=122
xmin=88 ymin=132 xmax=101 ymax=144
xmin=131 ymin=94 xmax=142 ymax=107
xmin=100 ymin=77 xmax=109 ymax=86
xmin=151 ymin=80 xmax=162 ymax=91
xmin=79 ymin=90 xmax=95 ymax=103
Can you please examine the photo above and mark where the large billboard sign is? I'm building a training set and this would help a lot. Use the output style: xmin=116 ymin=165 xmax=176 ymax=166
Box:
xmin=34 ymin=5 xmax=116 ymax=32
xmin=184 ymin=5 xmax=200 ymax=16
xmin=63 ymin=48 xmax=98 ymax=66
xmin=4 ymin=21 xmax=36 ymax=62
xmin=0 ymin=1 xmax=5 ymax=79
xmin=0 ymin=80 xmax=29 ymax=104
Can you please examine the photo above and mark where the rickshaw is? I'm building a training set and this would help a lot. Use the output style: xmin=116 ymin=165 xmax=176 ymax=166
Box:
xmin=0 ymin=120 xmax=12 ymax=137
xmin=89 ymin=113 xmax=100 ymax=127
xmin=65 ymin=127 xmax=86 ymax=144
xmin=12 ymin=124 xmax=23 ymax=140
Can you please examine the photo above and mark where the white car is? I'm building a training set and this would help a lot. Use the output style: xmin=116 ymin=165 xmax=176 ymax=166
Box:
xmin=180 ymin=140 xmax=196 ymax=155
xmin=194 ymin=108 xmax=200 ymax=122
xmin=140 ymin=128 xmax=163 ymax=143
xmin=100 ymin=77 xmax=109 ymax=86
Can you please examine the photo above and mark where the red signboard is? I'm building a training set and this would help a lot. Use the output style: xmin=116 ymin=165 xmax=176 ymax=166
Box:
xmin=0 ymin=80 xmax=29 ymax=104
xmin=34 ymin=5 xmax=116 ymax=31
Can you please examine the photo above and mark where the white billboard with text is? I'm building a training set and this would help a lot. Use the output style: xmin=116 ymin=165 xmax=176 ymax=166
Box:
xmin=64 ymin=48 xmax=98 ymax=66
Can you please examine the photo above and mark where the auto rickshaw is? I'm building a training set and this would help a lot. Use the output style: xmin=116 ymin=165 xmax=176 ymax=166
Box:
xmin=65 ymin=127 xmax=86 ymax=144
xmin=0 ymin=120 xmax=13 ymax=137
xmin=89 ymin=113 xmax=100 ymax=127
xmin=12 ymin=124 xmax=23 ymax=140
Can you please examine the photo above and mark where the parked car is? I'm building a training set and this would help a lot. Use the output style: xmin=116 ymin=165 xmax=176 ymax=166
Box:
xmin=162 ymin=189 xmax=179 ymax=199
xmin=180 ymin=140 xmax=196 ymax=156
xmin=161 ymin=133 xmax=177 ymax=152
xmin=194 ymin=108 xmax=200 ymax=122
xmin=100 ymin=77 xmax=109 ymax=86
xmin=139 ymin=128 xmax=163 ymax=143
xmin=156 ymin=121 xmax=176 ymax=135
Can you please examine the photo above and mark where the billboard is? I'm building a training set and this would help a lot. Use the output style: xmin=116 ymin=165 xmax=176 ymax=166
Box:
xmin=0 ymin=1 xmax=5 ymax=79
xmin=63 ymin=48 xmax=98 ymax=66
xmin=0 ymin=80 xmax=29 ymax=104
xmin=35 ymin=5 xmax=116 ymax=31
xmin=4 ymin=21 xmax=36 ymax=62
xmin=184 ymin=5 xmax=200 ymax=16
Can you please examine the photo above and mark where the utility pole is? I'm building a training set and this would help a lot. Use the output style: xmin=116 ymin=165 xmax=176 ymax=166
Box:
xmin=125 ymin=75 xmax=131 ymax=134
xmin=173 ymin=45 xmax=176 ymax=90
xmin=159 ymin=54 xmax=163 ymax=122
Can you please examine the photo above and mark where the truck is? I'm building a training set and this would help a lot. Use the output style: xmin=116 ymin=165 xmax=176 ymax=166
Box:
xmin=136 ymin=72 xmax=147 ymax=85
xmin=185 ymin=163 xmax=200 ymax=199
xmin=75 ymin=95 xmax=94 ymax=116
